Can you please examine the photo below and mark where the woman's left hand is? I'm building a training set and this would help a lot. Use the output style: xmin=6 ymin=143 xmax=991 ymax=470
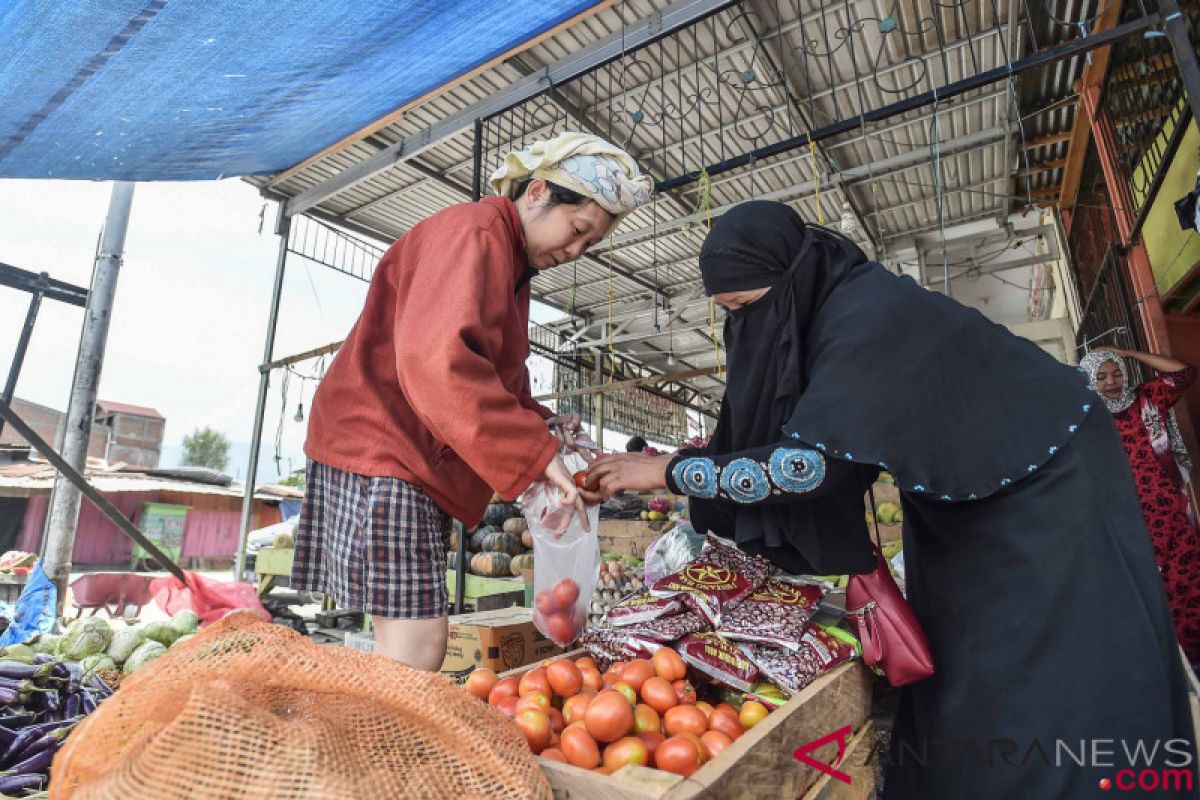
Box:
xmin=546 ymin=413 xmax=585 ymax=453
xmin=583 ymin=453 xmax=673 ymax=501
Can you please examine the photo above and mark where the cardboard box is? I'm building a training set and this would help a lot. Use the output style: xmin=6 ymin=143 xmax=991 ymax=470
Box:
xmin=439 ymin=606 xmax=562 ymax=682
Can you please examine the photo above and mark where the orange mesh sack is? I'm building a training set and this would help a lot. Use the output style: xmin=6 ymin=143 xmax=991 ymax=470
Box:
xmin=49 ymin=612 xmax=551 ymax=800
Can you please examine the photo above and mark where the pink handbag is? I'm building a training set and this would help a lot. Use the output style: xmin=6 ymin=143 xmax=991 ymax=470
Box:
xmin=845 ymin=496 xmax=935 ymax=686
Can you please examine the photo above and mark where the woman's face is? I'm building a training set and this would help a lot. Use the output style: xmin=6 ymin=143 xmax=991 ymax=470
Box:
xmin=711 ymin=287 xmax=771 ymax=311
xmin=1095 ymin=359 xmax=1126 ymax=400
xmin=516 ymin=180 xmax=616 ymax=270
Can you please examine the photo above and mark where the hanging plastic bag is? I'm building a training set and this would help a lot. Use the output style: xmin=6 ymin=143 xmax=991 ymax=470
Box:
xmin=643 ymin=521 xmax=705 ymax=586
xmin=0 ymin=561 xmax=56 ymax=646
xmin=150 ymin=570 xmax=270 ymax=626
xmin=522 ymin=449 xmax=600 ymax=647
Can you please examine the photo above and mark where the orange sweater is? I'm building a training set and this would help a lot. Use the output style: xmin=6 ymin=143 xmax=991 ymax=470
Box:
xmin=304 ymin=196 xmax=556 ymax=526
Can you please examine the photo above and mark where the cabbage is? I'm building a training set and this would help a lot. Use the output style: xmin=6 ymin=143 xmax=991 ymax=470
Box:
xmin=106 ymin=627 xmax=146 ymax=664
xmin=123 ymin=641 xmax=167 ymax=674
xmin=61 ymin=617 xmax=113 ymax=661
xmin=168 ymin=611 xmax=199 ymax=636
xmin=79 ymin=653 xmax=116 ymax=676
xmin=141 ymin=621 xmax=179 ymax=648
xmin=32 ymin=634 xmax=61 ymax=655
xmin=173 ymin=633 xmax=195 ymax=647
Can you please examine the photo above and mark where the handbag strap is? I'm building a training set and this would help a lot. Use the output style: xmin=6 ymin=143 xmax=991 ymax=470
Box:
xmin=866 ymin=489 xmax=884 ymax=551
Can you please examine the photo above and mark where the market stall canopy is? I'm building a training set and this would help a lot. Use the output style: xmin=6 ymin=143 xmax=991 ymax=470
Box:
xmin=0 ymin=0 xmax=599 ymax=180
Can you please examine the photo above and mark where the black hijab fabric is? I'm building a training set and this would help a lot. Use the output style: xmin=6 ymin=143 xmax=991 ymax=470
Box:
xmin=698 ymin=201 xmax=1097 ymax=572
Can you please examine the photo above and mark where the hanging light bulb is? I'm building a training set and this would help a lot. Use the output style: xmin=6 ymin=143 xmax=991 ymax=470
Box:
xmin=294 ymin=403 xmax=305 ymax=423
xmin=839 ymin=202 xmax=857 ymax=235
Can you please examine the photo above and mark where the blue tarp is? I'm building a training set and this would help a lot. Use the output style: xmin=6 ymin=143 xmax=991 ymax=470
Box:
xmin=0 ymin=1 xmax=597 ymax=180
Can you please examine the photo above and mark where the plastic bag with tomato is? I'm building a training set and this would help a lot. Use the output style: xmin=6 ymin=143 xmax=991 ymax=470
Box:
xmin=522 ymin=448 xmax=600 ymax=647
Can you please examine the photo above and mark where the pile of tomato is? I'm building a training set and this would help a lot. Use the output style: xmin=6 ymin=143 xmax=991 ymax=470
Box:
xmin=464 ymin=650 xmax=771 ymax=777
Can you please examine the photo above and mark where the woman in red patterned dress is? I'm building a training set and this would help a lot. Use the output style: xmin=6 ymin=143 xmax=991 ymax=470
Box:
xmin=1081 ymin=346 xmax=1200 ymax=666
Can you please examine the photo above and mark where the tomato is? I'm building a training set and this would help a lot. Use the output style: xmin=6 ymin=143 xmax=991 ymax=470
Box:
xmin=739 ymin=700 xmax=769 ymax=730
xmin=663 ymin=705 xmax=708 ymax=737
xmin=541 ymin=747 xmax=568 ymax=763
xmin=495 ymin=696 xmax=520 ymax=718
xmin=545 ymin=660 xmax=583 ymax=698
xmin=651 ymin=648 xmax=687 ymax=682
xmin=515 ymin=692 xmax=550 ymax=715
xmin=547 ymin=706 xmax=566 ymax=734
xmin=560 ymin=726 xmax=602 ymax=769
xmin=640 ymin=676 xmax=678 ymax=714
xmin=464 ymin=667 xmax=498 ymax=702
xmin=610 ymin=662 xmax=627 ymax=677
xmin=535 ymin=590 xmax=558 ymax=615
xmin=579 ymin=666 xmax=603 ymax=694
xmin=701 ymin=731 xmax=733 ymax=759
xmin=603 ymin=736 xmax=649 ymax=771
xmin=602 ymin=670 xmax=623 ymax=689
xmin=612 ymin=682 xmax=637 ymax=706
xmin=633 ymin=703 xmax=660 ymax=735
xmin=515 ymin=708 xmax=553 ymax=753
xmin=488 ymin=677 xmax=519 ymax=706
xmin=545 ymin=611 xmax=578 ymax=645
xmin=619 ymin=659 xmax=655 ymax=693
xmin=707 ymin=708 xmax=744 ymax=741
xmin=592 ymin=766 xmax=613 ymax=775
xmin=714 ymin=703 xmax=738 ymax=717
xmin=671 ymin=679 xmax=697 ymax=705
xmin=562 ymin=692 xmax=593 ymax=725
xmin=519 ymin=668 xmax=552 ymax=698
xmin=694 ymin=701 xmax=714 ymax=719
xmin=551 ymin=578 xmax=580 ymax=609
xmin=573 ymin=470 xmax=589 ymax=488
xmin=655 ymin=735 xmax=702 ymax=777
xmin=637 ymin=731 xmax=665 ymax=767
xmin=576 ymin=656 xmax=599 ymax=672
xmin=584 ymin=690 xmax=636 ymax=743
xmin=678 ymin=731 xmax=710 ymax=762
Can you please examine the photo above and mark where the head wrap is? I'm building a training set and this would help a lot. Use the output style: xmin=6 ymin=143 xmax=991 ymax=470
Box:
xmin=1080 ymin=349 xmax=1193 ymax=478
xmin=489 ymin=132 xmax=653 ymax=218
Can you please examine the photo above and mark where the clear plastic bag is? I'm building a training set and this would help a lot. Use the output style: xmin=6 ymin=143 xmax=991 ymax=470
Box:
xmin=643 ymin=521 xmax=705 ymax=586
xmin=521 ymin=449 xmax=600 ymax=647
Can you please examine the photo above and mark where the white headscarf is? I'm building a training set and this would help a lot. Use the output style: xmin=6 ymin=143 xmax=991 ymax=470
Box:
xmin=489 ymin=132 xmax=653 ymax=219
xmin=1081 ymin=349 xmax=1193 ymax=479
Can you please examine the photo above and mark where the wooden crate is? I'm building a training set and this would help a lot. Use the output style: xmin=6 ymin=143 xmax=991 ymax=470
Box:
xmin=502 ymin=656 xmax=873 ymax=799
xmin=597 ymin=520 xmax=666 ymax=558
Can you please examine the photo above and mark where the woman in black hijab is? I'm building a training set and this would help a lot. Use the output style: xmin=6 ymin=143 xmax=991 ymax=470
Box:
xmin=586 ymin=201 xmax=1196 ymax=799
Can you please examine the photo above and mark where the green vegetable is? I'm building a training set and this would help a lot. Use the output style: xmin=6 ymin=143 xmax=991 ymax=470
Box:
xmin=60 ymin=617 xmax=113 ymax=661
xmin=106 ymin=627 xmax=146 ymax=664
xmin=79 ymin=653 xmax=116 ymax=676
xmin=123 ymin=640 xmax=167 ymax=674
xmin=31 ymin=635 xmax=61 ymax=655
xmin=141 ymin=621 xmax=179 ymax=648
xmin=174 ymin=633 xmax=195 ymax=647
xmin=168 ymin=610 xmax=199 ymax=636
xmin=0 ymin=644 xmax=35 ymax=663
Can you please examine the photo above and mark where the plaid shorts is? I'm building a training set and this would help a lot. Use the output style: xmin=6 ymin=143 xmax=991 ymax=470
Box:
xmin=292 ymin=460 xmax=452 ymax=619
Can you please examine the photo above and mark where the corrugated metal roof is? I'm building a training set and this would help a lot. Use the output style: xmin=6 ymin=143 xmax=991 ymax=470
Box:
xmin=0 ymin=459 xmax=301 ymax=500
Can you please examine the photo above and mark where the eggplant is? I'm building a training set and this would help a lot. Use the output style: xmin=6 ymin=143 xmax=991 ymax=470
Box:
xmin=64 ymin=692 xmax=81 ymax=718
xmin=0 ymin=717 xmax=75 ymax=768
xmin=0 ymin=662 xmax=54 ymax=681
xmin=79 ymin=691 xmax=96 ymax=716
xmin=0 ymin=773 xmax=45 ymax=793
xmin=0 ymin=711 xmax=34 ymax=728
xmin=32 ymin=653 xmax=54 ymax=665
xmin=7 ymin=743 xmax=55 ymax=775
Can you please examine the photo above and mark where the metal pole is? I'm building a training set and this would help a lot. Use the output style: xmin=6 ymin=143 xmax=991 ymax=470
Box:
xmin=1161 ymin=0 xmax=1200 ymax=124
xmin=234 ymin=212 xmax=291 ymax=581
xmin=42 ymin=181 xmax=134 ymax=613
xmin=0 ymin=285 xmax=45 ymax=439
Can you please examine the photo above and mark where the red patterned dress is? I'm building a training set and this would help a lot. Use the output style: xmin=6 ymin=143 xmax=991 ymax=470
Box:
xmin=1112 ymin=365 xmax=1200 ymax=665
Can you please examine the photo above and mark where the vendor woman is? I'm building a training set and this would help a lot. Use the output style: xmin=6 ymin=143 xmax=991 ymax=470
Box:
xmin=586 ymin=202 xmax=1196 ymax=799
xmin=294 ymin=132 xmax=652 ymax=670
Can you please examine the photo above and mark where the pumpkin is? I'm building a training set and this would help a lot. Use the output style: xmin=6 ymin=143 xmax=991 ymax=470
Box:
xmin=502 ymin=517 xmax=529 ymax=535
xmin=471 ymin=552 xmax=512 ymax=577
xmin=470 ymin=526 xmax=499 ymax=552
xmin=477 ymin=530 xmax=524 ymax=557
xmin=447 ymin=550 xmax=475 ymax=567
xmin=521 ymin=529 xmax=533 ymax=549
xmin=510 ymin=553 xmax=535 ymax=577
xmin=482 ymin=504 xmax=514 ymax=527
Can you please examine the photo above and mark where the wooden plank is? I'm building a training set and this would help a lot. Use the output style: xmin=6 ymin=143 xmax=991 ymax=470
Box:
xmin=801 ymin=722 xmax=877 ymax=800
xmin=269 ymin=1 xmax=617 ymax=188
xmin=540 ymin=761 xmax=677 ymax=800
xmin=1022 ymin=131 xmax=1072 ymax=150
xmin=1016 ymin=158 xmax=1067 ymax=178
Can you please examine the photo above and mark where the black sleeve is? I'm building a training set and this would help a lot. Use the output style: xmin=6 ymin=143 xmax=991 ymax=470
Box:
xmin=665 ymin=439 xmax=855 ymax=505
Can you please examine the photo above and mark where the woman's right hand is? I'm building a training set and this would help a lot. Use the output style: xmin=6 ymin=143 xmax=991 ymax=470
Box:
xmin=542 ymin=454 xmax=591 ymax=533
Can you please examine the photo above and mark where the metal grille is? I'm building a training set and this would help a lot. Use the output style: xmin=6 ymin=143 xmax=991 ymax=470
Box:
xmin=286 ymin=215 xmax=387 ymax=283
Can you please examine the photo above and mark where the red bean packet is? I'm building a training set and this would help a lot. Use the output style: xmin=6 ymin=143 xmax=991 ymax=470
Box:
xmin=675 ymin=631 xmax=760 ymax=693
xmin=619 ymin=609 xmax=708 ymax=643
xmin=740 ymin=624 xmax=860 ymax=697
xmin=650 ymin=534 xmax=770 ymax=626
xmin=718 ymin=579 xmax=825 ymax=651
xmin=580 ymin=628 xmax=660 ymax=671
xmin=606 ymin=589 xmax=685 ymax=627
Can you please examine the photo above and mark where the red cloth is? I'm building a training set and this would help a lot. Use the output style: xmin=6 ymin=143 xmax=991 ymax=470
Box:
xmin=1112 ymin=365 xmax=1200 ymax=664
xmin=304 ymin=196 xmax=556 ymax=526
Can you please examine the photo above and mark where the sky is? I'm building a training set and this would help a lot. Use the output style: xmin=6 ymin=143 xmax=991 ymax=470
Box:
xmin=0 ymin=177 xmax=645 ymax=485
